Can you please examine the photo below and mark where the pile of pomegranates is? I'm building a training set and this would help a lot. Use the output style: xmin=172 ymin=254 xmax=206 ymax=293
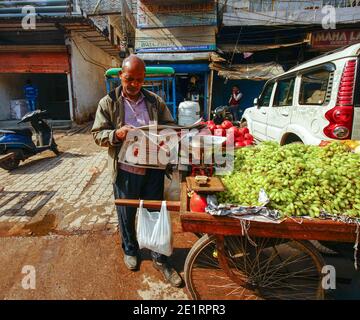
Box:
xmin=201 ymin=120 xmax=254 ymax=148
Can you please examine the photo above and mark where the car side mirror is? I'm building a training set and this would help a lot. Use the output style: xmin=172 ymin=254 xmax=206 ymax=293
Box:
xmin=254 ymin=98 xmax=259 ymax=108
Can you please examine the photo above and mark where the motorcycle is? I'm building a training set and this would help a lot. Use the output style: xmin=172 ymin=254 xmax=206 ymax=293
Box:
xmin=211 ymin=105 xmax=233 ymax=125
xmin=0 ymin=110 xmax=60 ymax=171
xmin=211 ymin=105 xmax=245 ymax=126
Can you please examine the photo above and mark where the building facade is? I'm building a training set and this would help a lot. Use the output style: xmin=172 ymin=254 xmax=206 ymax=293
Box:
xmin=212 ymin=0 xmax=360 ymax=112
xmin=0 ymin=0 xmax=134 ymax=124
xmin=129 ymin=0 xmax=218 ymax=120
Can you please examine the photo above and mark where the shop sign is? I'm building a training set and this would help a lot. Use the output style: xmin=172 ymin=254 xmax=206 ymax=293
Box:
xmin=312 ymin=30 xmax=360 ymax=49
xmin=135 ymin=26 xmax=216 ymax=53
xmin=137 ymin=0 xmax=217 ymax=29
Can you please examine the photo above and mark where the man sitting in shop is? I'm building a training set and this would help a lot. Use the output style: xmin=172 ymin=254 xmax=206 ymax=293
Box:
xmin=91 ymin=55 xmax=183 ymax=288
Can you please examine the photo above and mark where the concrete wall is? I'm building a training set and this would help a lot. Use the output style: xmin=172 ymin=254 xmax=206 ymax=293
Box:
xmin=69 ymin=32 xmax=120 ymax=123
xmin=0 ymin=74 xmax=29 ymax=120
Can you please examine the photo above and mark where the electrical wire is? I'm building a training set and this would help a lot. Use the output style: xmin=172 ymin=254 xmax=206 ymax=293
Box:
xmin=72 ymin=37 xmax=109 ymax=71
xmin=230 ymin=26 xmax=242 ymax=67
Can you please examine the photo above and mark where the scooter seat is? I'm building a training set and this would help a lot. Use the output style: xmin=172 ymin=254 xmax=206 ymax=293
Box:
xmin=4 ymin=128 xmax=33 ymax=136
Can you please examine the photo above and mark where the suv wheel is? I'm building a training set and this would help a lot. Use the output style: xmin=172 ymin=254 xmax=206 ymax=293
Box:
xmin=283 ymin=134 xmax=303 ymax=145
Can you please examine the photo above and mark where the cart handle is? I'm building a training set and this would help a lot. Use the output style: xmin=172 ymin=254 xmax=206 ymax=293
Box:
xmin=114 ymin=199 xmax=181 ymax=212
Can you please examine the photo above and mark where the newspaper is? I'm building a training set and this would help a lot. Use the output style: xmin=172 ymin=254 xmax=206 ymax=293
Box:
xmin=132 ymin=118 xmax=204 ymax=131
xmin=205 ymin=194 xmax=284 ymax=224
xmin=118 ymin=120 xmax=203 ymax=169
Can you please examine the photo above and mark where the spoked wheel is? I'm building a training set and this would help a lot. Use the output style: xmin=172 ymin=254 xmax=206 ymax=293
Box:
xmin=185 ymin=234 xmax=225 ymax=299
xmin=184 ymin=234 xmax=325 ymax=300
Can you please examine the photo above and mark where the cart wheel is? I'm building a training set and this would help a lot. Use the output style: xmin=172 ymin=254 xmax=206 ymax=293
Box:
xmin=184 ymin=235 xmax=325 ymax=300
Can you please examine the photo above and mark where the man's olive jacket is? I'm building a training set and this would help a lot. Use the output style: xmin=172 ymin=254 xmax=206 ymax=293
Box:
xmin=91 ymin=85 xmax=175 ymax=183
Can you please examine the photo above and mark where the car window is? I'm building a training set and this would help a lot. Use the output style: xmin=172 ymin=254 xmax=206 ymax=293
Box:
xmin=258 ymin=82 xmax=274 ymax=107
xmin=273 ymin=77 xmax=295 ymax=107
xmin=299 ymin=69 xmax=331 ymax=105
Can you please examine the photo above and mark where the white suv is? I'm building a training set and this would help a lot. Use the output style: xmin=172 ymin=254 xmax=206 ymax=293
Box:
xmin=242 ymin=43 xmax=360 ymax=145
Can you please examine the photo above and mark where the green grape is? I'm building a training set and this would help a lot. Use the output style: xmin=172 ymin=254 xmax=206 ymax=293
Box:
xmin=217 ymin=141 xmax=360 ymax=218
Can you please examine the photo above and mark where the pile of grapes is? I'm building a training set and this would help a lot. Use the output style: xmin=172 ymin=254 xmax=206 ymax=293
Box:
xmin=217 ymin=141 xmax=360 ymax=218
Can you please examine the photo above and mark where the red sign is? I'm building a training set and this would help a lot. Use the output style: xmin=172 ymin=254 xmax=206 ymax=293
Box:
xmin=312 ymin=30 xmax=360 ymax=49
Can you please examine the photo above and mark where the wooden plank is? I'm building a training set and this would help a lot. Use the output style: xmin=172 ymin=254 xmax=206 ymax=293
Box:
xmin=186 ymin=176 xmax=225 ymax=193
xmin=114 ymin=199 xmax=180 ymax=212
xmin=180 ymin=181 xmax=189 ymax=213
xmin=180 ymin=213 xmax=359 ymax=243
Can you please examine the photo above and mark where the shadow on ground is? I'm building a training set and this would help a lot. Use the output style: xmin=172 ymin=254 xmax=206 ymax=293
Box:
xmin=0 ymin=190 xmax=56 ymax=218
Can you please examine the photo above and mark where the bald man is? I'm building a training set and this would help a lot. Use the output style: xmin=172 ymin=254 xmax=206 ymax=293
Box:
xmin=92 ymin=55 xmax=182 ymax=287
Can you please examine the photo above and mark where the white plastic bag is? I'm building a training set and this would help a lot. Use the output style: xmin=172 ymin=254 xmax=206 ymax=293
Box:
xmin=136 ymin=200 xmax=173 ymax=256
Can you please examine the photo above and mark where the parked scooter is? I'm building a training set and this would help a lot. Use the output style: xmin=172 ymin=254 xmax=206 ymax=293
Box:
xmin=211 ymin=105 xmax=244 ymax=126
xmin=0 ymin=110 xmax=60 ymax=171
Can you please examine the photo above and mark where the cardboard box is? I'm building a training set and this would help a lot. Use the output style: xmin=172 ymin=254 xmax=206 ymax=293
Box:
xmin=10 ymin=100 xmax=28 ymax=120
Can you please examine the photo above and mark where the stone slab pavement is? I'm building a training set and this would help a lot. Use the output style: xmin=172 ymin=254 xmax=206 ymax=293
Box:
xmin=0 ymin=127 xmax=179 ymax=236
xmin=0 ymin=130 xmax=117 ymax=235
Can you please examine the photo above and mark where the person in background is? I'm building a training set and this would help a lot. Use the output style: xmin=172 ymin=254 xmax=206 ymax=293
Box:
xmin=187 ymin=75 xmax=200 ymax=102
xmin=24 ymin=79 xmax=38 ymax=112
xmin=228 ymin=85 xmax=243 ymax=121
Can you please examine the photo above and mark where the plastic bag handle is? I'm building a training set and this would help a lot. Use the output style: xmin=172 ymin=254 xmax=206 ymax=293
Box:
xmin=161 ymin=200 xmax=167 ymax=211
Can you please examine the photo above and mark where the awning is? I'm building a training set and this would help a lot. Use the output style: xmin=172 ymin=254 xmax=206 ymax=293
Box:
xmin=218 ymin=41 xmax=308 ymax=53
xmin=0 ymin=17 xmax=120 ymax=59
xmin=0 ymin=52 xmax=70 ymax=73
xmin=210 ymin=62 xmax=285 ymax=80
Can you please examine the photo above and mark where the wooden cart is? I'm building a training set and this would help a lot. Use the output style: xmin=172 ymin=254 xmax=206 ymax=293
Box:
xmin=115 ymin=178 xmax=360 ymax=300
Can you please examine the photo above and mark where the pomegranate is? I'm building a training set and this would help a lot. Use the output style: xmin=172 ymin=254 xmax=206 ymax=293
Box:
xmin=190 ymin=192 xmax=207 ymax=213
xmin=221 ymin=120 xmax=233 ymax=129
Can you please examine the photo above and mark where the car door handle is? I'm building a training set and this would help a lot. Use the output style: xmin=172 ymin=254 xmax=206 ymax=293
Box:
xmin=261 ymin=110 xmax=267 ymax=115
xmin=281 ymin=111 xmax=289 ymax=116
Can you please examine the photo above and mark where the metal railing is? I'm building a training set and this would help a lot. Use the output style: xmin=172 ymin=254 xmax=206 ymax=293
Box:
xmin=0 ymin=0 xmax=81 ymax=17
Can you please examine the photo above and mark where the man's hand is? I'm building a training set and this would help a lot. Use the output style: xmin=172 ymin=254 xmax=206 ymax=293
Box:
xmin=115 ymin=125 xmax=132 ymax=141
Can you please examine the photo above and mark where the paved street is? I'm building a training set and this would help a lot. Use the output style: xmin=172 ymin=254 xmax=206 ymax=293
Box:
xmin=0 ymin=127 xmax=116 ymax=236
xmin=0 ymin=125 xmax=194 ymax=299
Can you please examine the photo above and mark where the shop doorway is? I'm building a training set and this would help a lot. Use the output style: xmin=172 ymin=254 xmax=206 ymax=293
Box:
xmin=175 ymin=73 xmax=206 ymax=118
xmin=0 ymin=73 xmax=70 ymax=121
